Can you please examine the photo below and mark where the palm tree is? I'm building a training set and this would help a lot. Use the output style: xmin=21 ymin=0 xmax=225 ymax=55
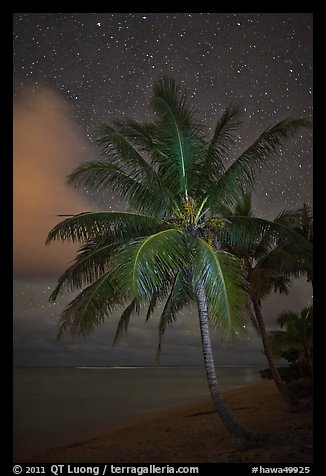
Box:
xmin=269 ymin=306 xmax=313 ymax=375
xmin=211 ymin=193 xmax=293 ymax=406
xmin=47 ymin=76 xmax=310 ymax=444
xmin=215 ymin=195 xmax=312 ymax=407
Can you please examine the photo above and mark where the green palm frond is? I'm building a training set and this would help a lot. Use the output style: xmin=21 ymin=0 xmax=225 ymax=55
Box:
xmin=218 ymin=216 xmax=313 ymax=252
xmin=156 ymin=269 xmax=193 ymax=363
xmin=193 ymin=238 xmax=248 ymax=339
xmin=197 ymin=105 xmax=242 ymax=192
xmin=151 ymin=76 xmax=204 ymax=197
xmin=96 ymin=123 xmax=155 ymax=180
xmin=146 ymin=292 xmax=159 ymax=321
xmin=269 ymin=274 xmax=292 ymax=295
xmin=234 ymin=191 xmax=252 ymax=217
xmin=145 ymin=278 xmax=175 ymax=321
xmin=249 ymin=266 xmax=292 ymax=300
xmin=276 ymin=204 xmax=313 ymax=242
xmin=46 ymin=211 xmax=160 ymax=244
xmin=273 ymin=209 xmax=302 ymax=228
xmin=276 ymin=307 xmax=313 ymax=330
xmin=57 ymin=273 xmax=121 ymax=338
xmin=49 ymin=239 xmax=116 ymax=302
xmin=207 ymin=118 xmax=311 ymax=208
xmin=113 ymin=299 xmax=140 ymax=345
xmin=67 ymin=161 xmax=170 ymax=216
xmin=112 ymin=118 xmax=158 ymax=155
xmin=258 ymin=244 xmax=312 ymax=281
xmin=216 ymin=216 xmax=272 ymax=252
xmin=113 ymin=228 xmax=191 ymax=300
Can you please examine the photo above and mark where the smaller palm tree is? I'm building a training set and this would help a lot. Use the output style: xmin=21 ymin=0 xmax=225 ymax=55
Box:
xmin=214 ymin=194 xmax=312 ymax=407
xmin=269 ymin=306 xmax=313 ymax=375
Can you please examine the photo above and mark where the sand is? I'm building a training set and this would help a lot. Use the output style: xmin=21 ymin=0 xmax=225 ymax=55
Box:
xmin=17 ymin=381 xmax=313 ymax=464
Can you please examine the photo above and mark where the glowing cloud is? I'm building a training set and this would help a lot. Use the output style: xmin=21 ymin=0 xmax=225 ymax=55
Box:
xmin=14 ymin=87 xmax=93 ymax=278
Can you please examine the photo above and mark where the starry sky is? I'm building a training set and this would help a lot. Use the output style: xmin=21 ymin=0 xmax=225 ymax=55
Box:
xmin=13 ymin=12 xmax=313 ymax=367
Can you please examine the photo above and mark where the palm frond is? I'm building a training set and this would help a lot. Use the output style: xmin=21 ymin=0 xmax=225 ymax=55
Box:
xmin=258 ymin=244 xmax=312 ymax=281
xmin=113 ymin=299 xmax=140 ymax=345
xmin=96 ymin=122 xmax=155 ymax=181
xmin=46 ymin=211 xmax=160 ymax=244
xmin=151 ymin=76 xmax=204 ymax=197
xmin=145 ymin=279 xmax=174 ymax=321
xmin=146 ymin=292 xmax=159 ymax=321
xmin=67 ymin=161 xmax=170 ymax=216
xmin=249 ymin=266 xmax=292 ymax=300
xmin=207 ymin=118 xmax=311 ymax=208
xmin=57 ymin=273 xmax=120 ymax=338
xmin=218 ymin=216 xmax=313 ymax=252
xmin=276 ymin=205 xmax=313 ymax=242
xmin=197 ymin=105 xmax=242 ymax=192
xmin=113 ymin=228 xmax=191 ymax=300
xmin=50 ymin=239 xmax=116 ymax=301
xmin=156 ymin=269 xmax=193 ymax=363
xmin=193 ymin=238 xmax=248 ymax=339
xmin=112 ymin=118 xmax=158 ymax=155
xmin=273 ymin=209 xmax=302 ymax=227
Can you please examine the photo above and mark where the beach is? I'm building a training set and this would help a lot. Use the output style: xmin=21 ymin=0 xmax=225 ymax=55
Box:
xmin=18 ymin=380 xmax=313 ymax=464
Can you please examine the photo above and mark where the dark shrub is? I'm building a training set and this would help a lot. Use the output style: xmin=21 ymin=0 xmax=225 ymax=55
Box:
xmin=259 ymin=364 xmax=311 ymax=383
xmin=287 ymin=378 xmax=313 ymax=399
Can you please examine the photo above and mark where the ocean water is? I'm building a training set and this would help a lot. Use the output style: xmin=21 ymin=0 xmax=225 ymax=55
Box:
xmin=13 ymin=365 xmax=266 ymax=458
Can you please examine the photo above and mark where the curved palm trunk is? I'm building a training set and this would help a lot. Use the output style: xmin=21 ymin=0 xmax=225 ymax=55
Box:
xmin=251 ymin=297 xmax=294 ymax=407
xmin=196 ymin=281 xmax=257 ymax=444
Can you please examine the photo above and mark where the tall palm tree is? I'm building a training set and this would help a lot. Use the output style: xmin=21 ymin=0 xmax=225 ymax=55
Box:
xmin=47 ymin=76 xmax=310 ymax=444
xmin=214 ymin=194 xmax=312 ymax=407
xmin=269 ymin=306 xmax=313 ymax=375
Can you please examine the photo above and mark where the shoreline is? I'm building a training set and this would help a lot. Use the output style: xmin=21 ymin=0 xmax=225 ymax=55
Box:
xmin=16 ymin=381 xmax=313 ymax=464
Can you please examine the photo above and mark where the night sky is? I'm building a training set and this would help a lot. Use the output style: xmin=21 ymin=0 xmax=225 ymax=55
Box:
xmin=13 ymin=12 xmax=313 ymax=367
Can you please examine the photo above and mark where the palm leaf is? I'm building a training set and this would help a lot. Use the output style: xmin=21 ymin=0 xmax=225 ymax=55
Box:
xmin=57 ymin=273 xmax=121 ymax=338
xmin=67 ymin=161 xmax=170 ymax=216
xmin=156 ymin=269 xmax=193 ymax=363
xmin=258 ymin=243 xmax=312 ymax=281
xmin=113 ymin=228 xmax=190 ymax=300
xmin=197 ymin=105 xmax=242 ymax=192
xmin=113 ymin=299 xmax=140 ymax=345
xmin=207 ymin=118 xmax=311 ymax=208
xmin=193 ymin=238 xmax=248 ymax=339
xmin=50 ymin=239 xmax=116 ymax=301
xmin=146 ymin=292 xmax=159 ymax=321
xmin=112 ymin=118 xmax=158 ymax=156
xmin=145 ymin=279 xmax=175 ymax=321
xmin=151 ymin=76 xmax=203 ymax=197
xmin=96 ymin=123 xmax=154 ymax=179
xmin=249 ymin=266 xmax=291 ymax=300
xmin=46 ymin=211 xmax=160 ymax=244
xmin=218 ymin=216 xmax=313 ymax=252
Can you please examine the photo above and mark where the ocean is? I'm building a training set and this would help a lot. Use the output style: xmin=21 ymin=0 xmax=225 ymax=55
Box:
xmin=13 ymin=365 xmax=266 ymax=458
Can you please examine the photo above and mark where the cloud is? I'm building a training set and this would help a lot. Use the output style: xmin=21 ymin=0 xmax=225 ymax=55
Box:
xmin=13 ymin=87 xmax=93 ymax=278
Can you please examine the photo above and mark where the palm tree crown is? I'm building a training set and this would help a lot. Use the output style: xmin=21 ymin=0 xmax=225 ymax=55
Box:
xmin=47 ymin=76 xmax=310 ymax=341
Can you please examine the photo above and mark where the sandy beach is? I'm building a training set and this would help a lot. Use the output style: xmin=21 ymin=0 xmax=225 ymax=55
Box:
xmin=17 ymin=381 xmax=312 ymax=464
